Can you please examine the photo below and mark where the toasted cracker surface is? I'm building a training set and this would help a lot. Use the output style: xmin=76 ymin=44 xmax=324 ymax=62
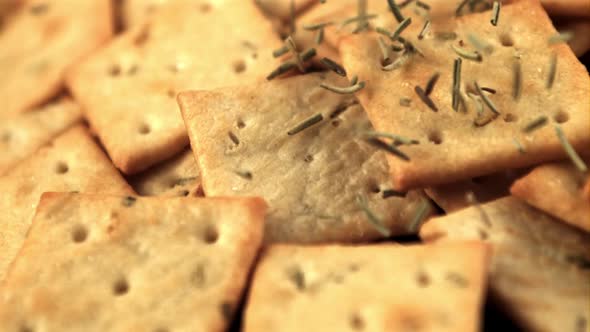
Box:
xmin=0 ymin=0 xmax=112 ymax=118
xmin=179 ymin=73 xmax=430 ymax=243
xmin=420 ymin=197 xmax=590 ymax=332
xmin=0 ymin=193 xmax=266 ymax=332
xmin=0 ymin=126 xmax=134 ymax=281
xmin=511 ymin=160 xmax=590 ymax=233
xmin=0 ymin=98 xmax=81 ymax=175
xmin=244 ymin=241 xmax=490 ymax=332
xmin=339 ymin=0 xmax=590 ymax=190
xmin=67 ymin=0 xmax=283 ymax=174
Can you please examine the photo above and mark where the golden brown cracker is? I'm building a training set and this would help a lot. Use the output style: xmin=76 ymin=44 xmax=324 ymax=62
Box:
xmin=0 ymin=193 xmax=266 ymax=331
xmin=0 ymin=0 xmax=112 ymax=117
xmin=0 ymin=98 xmax=82 ymax=175
xmin=179 ymin=73 xmax=430 ymax=243
xmin=244 ymin=241 xmax=490 ymax=332
xmin=0 ymin=125 xmax=134 ymax=281
xmin=420 ymin=197 xmax=590 ymax=332
xmin=511 ymin=160 xmax=590 ymax=233
xmin=129 ymin=148 xmax=201 ymax=197
xmin=67 ymin=0 xmax=283 ymax=174
xmin=340 ymin=0 xmax=590 ymax=190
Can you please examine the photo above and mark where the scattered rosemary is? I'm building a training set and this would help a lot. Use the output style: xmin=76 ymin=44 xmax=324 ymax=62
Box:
xmin=424 ymin=72 xmax=440 ymax=96
xmin=356 ymin=194 xmax=391 ymax=237
xmin=415 ymin=86 xmax=438 ymax=112
xmin=234 ymin=170 xmax=253 ymax=180
xmin=286 ymin=36 xmax=304 ymax=71
xmin=272 ymin=45 xmax=289 ymax=58
xmin=451 ymin=43 xmax=482 ymax=62
xmin=341 ymin=0 xmax=376 ymax=33
xmin=122 ymin=196 xmax=137 ymax=207
xmin=387 ymin=0 xmax=405 ymax=23
xmin=513 ymin=138 xmax=526 ymax=154
xmin=400 ymin=97 xmax=412 ymax=107
xmin=228 ymin=131 xmax=240 ymax=145
xmin=490 ymin=1 xmax=500 ymax=26
xmin=481 ymin=87 xmax=496 ymax=94
xmin=418 ymin=20 xmax=430 ymax=39
xmin=555 ymin=125 xmax=588 ymax=172
xmin=548 ymin=31 xmax=573 ymax=45
xmin=320 ymin=57 xmax=347 ymax=76
xmin=522 ymin=116 xmax=548 ymax=133
xmin=391 ymin=17 xmax=412 ymax=41
xmin=378 ymin=36 xmax=392 ymax=65
xmin=512 ymin=60 xmax=522 ymax=100
xmin=408 ymin=200 xmax=431 ymax=233
xmin=303 ymin=22 xmax=333 ymax=45
xmin=287 ymin=113 xmax=324 ymax=136
xmin=467 ymin=33 xmax=493 ymax=54
xmin=289 ymin=0 xmax=296 ymax=34
xmin=365 ymin=138 xmax=411 ymax=161
xmin=452 ymin=58 xmax=462 ymax=111
xmin=267 ymin=48 xmax=316 ymax=80
xmin=546 ymin=52 xmax=557 ymax=89
xmin=320 ymin=75 xmax=366 ymax=94
xmin=361 ymin=130 xmax=419 ymax=146
xmin=416 ymin=0 xmax=430 ymax=10
xmin=475 ymin=81 xmax=499 ymax=114
xmin=382 ymin=189 xmax=407 ymax=199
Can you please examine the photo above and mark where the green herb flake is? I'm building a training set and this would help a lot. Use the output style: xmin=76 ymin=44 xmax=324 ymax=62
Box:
xmin=365 ymin=138 xmax=411 ymax=161
xmin=555 ymin=125 xmax=588 ymax=172
xmin=415 ymin=86 xmax=438 ymax=112
xmin=451 ymin=44 xmax=482 ymax=62
xmin=355 ymin=194 xmax=391 ymax=237
xmin=490 ymin=1 xmax=500 ymax=26
xmin=122 ymin=196 xmax=137 ymax=207
xmin=287 ymin=113 xmax=324 ymax=136
xmin=408 ymin=200 xmax=431 ymax=233
xmin=522 ymin=116 xmax=548 ymax=133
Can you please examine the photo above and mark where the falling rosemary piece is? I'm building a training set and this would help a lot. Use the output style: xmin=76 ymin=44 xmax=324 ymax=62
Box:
xmin=548 ymin=31 xmax=573 ymax=45
xmin=475 ymin=81 xmax=499 ymax=114
xmin=418 ymin=20 xmax=430 ymax=40
xmin=234 ymin=170 xmax=253 ymax=180
xmin=355 ymin=0 xmax=369 ymax=33
xmin=302 ymin=21 xmax=334 ymax=31
xmin=435 ymin=31 xmax=457 ymax=41
xmin=286 ymin=36 xmax=304 ymax=72
xmin=490 ymin=1 xmax=500 ymax=26
xmin=382 ymin=189 xmax=407 ymax=199
xmin=320 ymin=75 xmax=366 ymax=94
xmin=415 ymin=86 xmax=438 ymax=112
xmin=416 ymin=0 xmax=430 ymax=10
xmin=513 ymin=138 xmax=526 ymax=154
xmin=287 ymin=113 xmax=324 ymax=136
xmin=365 ymin=138 xmax=411 ymax=161
xmin=546 ymin=52 xmax=557 ymax=89
xmin=356 ymin=194 xmax=391 ymax=237
xmin=481 ymin=87 xmax=496 ymax=94
xmin=466 ymin=192 xmax=491 ymax=227
xmin=273 ymin=45 xmax=289 ymax=58
xmin=320 ymin=57 xmax=347 ymax=76
xmin=512 ymin=61 xmax=522 ymax=100
xmin=408 ymin=200 xmax=431 ymax=233
xmin=451 ymin=44 xmax=482 ymax=62
xmin=391 ymin=17 xmax=412 ymax=41
xmin=378 ymin=36 xmax=392 ymax=65
xmin=387 ymin=0 xmax=405 ymax=23
xmin=522 ymin=116 xmax=548 ymax=133
xmin=266 ymin=48 xmax=317 ymax=80
xmin=361 ymin=130 xmax=419 ymax=146
xmin=289 ymin=0 xmax=296 ymax=34
xmin=452 ymin=58 xmax=462 ymax=111
xmin=424 ymin=72 xmax=440 ymax=96
xmin=555 ymin=125 xmax=588 ymax=172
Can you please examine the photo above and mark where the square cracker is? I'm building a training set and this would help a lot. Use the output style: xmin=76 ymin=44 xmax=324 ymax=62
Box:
xmin=420 ymin=197 xmax=590 ymax=332
xmin=178 ymin=73 xmax=430 ymax=243
xmin=0 ymin=98 xmax=82 ymax=175
xmin=129 ymin=148 xmax=201 ymax=197
xmin=510 ymin=160 xmax=590 ymax=233
xmin=0 ymin=193 xmax=266 ymax=332
xmin=0 ymin=125 xmax=134 ymax=281
xmin=244 ymin=241 xmax=490 ymax=332
xmin=0 ymin=0 xmax=112 ymax=118
xmin=339 ymin=0 xmax=590 ymax=190
xmin=67 ymin=0 xmax=283 ymax=175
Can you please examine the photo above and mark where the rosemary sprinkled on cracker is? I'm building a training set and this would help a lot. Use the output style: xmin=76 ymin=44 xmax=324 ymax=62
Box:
xmin=361 ymin=131 xmax=419 ymax=146
xmin=546 ymin=52 xmax=557 ymax=89
xmin=452 ymin=58 xmax=462 ymax=111
xmin=235 ymin=170 xmax=253 ymax=180
xmin=415 ymin=86 xmax=438 ymax=112
xmin=491 ymin=1 xmax=500 ymax=26
xmin=555 ymin=126 xmax=588 ymax=172
xmin=451 ymin=44 xmax=482 ymax=62
xmin=391 ymin=17 xmax=412 ymax=41
xmin=365 ymin=138 xmax=411 ymax=161
xmin=400 ymin=97 xmax=412 ymax=107
xmin=512 ymin=61 xmax=522 ymax=100
xmin=382 ymin=189 xmax=407 ymax=199
xmin=548 ymin=31 xmax=574 ymax=45
xmin=424 ymin=72 xmax=440 ymax=96
xmin=287 ymin=113 xmax=324 ymax=136
xmin=408 ymin=200 xmax=431 ymax=233
xmin=378 ymin=36 xmax=392 ymax=65
xmin=356 ymin=194 xmax=391 ymax=237
xmin=418 ymin=20 xmax=430 ymax=40
xmin=267 ymin=48 xmax=317 ymax=80
xmin=475 ymin=81 xmax=499 ymax=114
xmin=522 ymin=116 xmax=548 ymax=133
xmin=320 ymin=57 xmax=347 ymax=76
xmin=122 ymin=196 xmax=137 ymax=207
xmin=320 ymin=75 xmax=365 ymax=94
xmin=387 ymin=0 xmax=405 ymax=23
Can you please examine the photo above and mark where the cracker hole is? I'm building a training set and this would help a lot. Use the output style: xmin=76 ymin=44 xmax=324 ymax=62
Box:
xmin=350 ymin=313 xmax=365 ymax=330
xmin=232 ymin=60 xmax=247 ymax=74
xmin=54 ymin=161 xmax=69 ymax=174
xmin=236 ymin=119 xmax=246 ymax=129
xmin=416 ymin=271 xmax=430 ymax=287
xmin=153 ymin=328 xmax=169 ymax=332
xmin=331 ymin=119 xmax=341 ymax=127
xmin=199 ymin=3 xmax=212 ymax=12
xmin=139 ymin=123 xmax=151 ymax=135
xmin=1 ymin=131 xmax=11 ymax=143
xmin=167 ymin=89 xmax=176 ymax=98
xmin=203 ymin=225 xmax=219 ymax=244
xmin=503 ymin=113 xmax=517 ymax=123
xmin=554 ymin=110 xmax=569 ymax=124
xmin=20 ymin=325 xmax=34 ymax=332
xmin=286 ymin=266 xmax=305 ymax=290
xmin=71 ymin=225 xmax=88 ymax=243
xmin=108 ymin=64 xmax=122 ymax=76
xmin=368 ymin=181 xmax=381 ymax=194
xmin=304 ymin=154 xmax=314 ymax=163
xmin=112 ymin=277 xmax=129 ymax=296
xmin=499 ymin=33 xmax=514 ymax=47
xmin=178 ymin=190 xmax=190 ymax=197
xmin=428 ymin=131 xmax=443 ymax=145
xmin=478 ymin=229 xmax=489 ymax=240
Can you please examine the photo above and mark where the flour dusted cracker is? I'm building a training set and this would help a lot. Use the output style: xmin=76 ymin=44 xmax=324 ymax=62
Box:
xmin=0 ymin=193 xmax=266 ymax=331
xmin=420 ymin=197 xmax=590 ymax=332
xmin=129 ymin=148 xmax=201 ymax=197
xmin=0 ymin=0 xmax=112 ymax=118
xmin=0 ymin=125 xmax=133 ymax=281
xmin=0 ymin=98 xmax=81 ymax=175
xmin=67 ymin=0 xmax=283 ymax=174
xmin=511 ymin=160 xmax=590 ymax=233
xmin=244 ymin=241 xmax=490 ymax=332
xmin=179 ymin=73 xmax=430 ymax=243
xmin=340 ymin=0 xmax=590 ymax=190
xmin=425 ymin=169 xmax=526 ymax=213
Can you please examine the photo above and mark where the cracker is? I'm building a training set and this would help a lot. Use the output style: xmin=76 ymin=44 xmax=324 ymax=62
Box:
xmin=67 ymin=0 xmax=283 ymax=175
xmin=420 ymin=197 xmax=590 ymax=332
xmin=339 ymin=0 xmax=590 ymax=190
xmin=510 ymin=160 xmax=590 ymax=233
xmin=0 ymin=125 xmax=134 ymax=281
xmin=244 ymin=241 xmax=490 ymax=332
xmin=0 ymin=0 xmax=112 ymax=118
xmin=179 ymin=72 xmax=431 ymax=243
xmin=0 ymin=193 xmax=266 ymax=331
xmin=425 ymin=169 xmax=526 ymax=213
xmin=0 ymin=98 xmax=82 ymax=175
xmin=129 ymin=148 xmax=201 ymax=197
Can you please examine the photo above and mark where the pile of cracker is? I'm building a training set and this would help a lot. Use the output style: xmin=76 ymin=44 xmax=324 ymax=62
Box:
xmin=0 ymin=0 xmax=588 ymax=331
